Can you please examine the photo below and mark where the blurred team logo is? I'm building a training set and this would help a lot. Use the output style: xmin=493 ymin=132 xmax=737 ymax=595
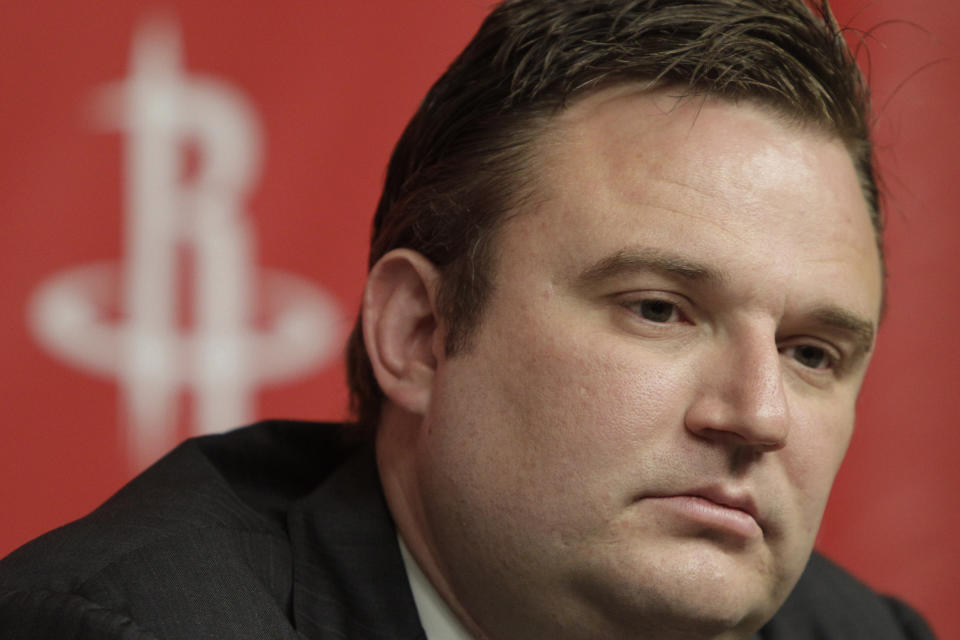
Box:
xmin=28 ymin=19 xmax=342 ymax=468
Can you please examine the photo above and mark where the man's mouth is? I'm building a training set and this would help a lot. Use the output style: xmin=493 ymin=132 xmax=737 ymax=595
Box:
xmin=640 ymin=485 xmax=764 ymax=540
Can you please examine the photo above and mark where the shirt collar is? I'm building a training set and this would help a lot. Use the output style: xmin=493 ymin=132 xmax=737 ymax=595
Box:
xmin=399 ymin=535 xmax=476 ymax=640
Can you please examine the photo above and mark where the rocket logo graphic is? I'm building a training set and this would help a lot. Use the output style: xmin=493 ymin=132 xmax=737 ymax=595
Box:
xmin=28 ymin=19 xmax=342 ymax=468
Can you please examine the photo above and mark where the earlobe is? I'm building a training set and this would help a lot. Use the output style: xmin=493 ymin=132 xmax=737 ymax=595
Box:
xmin=362 ymin=249 xmax=442 ymax=417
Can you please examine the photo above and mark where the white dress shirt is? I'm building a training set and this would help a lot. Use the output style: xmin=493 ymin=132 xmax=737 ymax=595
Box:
xmin=398 ymin=535 xmax=476 ymax=640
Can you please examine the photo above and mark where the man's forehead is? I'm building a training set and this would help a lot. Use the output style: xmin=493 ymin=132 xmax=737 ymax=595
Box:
xmin=525 ymin=86 xmax=858 ymax=221
xmin=539 ymin=84 xmax=832 ymax=162
xmin=496 ymin=84 xmax=883 ymax=321
xmin=543 ymin=83 xmax=881 ymax=297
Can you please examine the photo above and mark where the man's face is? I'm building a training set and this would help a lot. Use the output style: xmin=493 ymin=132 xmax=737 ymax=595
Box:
xmin=413 ymin=87 xmax=882 ymax=639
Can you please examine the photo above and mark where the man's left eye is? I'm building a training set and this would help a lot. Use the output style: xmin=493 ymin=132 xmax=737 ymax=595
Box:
xmin=782 ymin=344 xmax=833 ymax=370
xmin=636 ymin=299 xmax=681 ymax=323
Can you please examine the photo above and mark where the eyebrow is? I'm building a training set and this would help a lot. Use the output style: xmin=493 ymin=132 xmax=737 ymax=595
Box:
xmin=574 ymin=247 xmax=877 ymax=357
xmin=574 ymin=247 xmax=728 ymax=287
xmin=810 ymin=306 xmax=876 ymax=358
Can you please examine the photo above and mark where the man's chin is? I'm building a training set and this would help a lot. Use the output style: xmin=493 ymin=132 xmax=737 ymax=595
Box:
xmin=569 ymin=541 xmax=791 ymax=639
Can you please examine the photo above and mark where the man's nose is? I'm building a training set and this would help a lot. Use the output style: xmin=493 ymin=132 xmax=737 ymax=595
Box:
xmin=683 ymin=335 xmax=790 ymax=452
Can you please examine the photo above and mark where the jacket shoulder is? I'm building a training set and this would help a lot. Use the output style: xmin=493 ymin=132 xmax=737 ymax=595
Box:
xmin=0 ymin=420 xmax=355 ymax=640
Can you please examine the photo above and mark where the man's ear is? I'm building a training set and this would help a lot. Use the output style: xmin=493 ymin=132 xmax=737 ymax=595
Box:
xmin=362 ymin=249 xmax=443 ymax=417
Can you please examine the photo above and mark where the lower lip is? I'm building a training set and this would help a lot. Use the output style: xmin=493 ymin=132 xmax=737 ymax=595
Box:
xmin=644 ymin=495 xmax=762 ymax=540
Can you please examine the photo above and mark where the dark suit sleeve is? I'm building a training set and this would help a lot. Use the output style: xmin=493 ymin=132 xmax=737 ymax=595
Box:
xmin=883 ymin=595 xmax=937 ymax=640
xmin=0 ymin=589 xmax=160 ymax=639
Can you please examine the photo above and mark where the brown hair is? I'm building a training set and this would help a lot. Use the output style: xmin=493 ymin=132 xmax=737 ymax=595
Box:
xmin=346 ymin=0 xmax=877 ymax=430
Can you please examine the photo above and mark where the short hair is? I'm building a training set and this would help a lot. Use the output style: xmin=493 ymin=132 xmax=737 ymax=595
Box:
xmin=346 ymin=0 xmax=878 ymax=430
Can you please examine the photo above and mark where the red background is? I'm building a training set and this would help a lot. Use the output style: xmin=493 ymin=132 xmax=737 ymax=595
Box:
xmin=1 ymin=1 xmax=956 ymax=637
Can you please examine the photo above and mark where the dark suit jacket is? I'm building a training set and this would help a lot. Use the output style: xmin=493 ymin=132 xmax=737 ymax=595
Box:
xmin=0 ymin=421 xmax=935 ymax=639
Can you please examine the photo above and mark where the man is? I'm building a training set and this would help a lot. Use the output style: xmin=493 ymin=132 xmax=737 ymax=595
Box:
xmin=0 ymin=0 xmax=936 ymax=638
